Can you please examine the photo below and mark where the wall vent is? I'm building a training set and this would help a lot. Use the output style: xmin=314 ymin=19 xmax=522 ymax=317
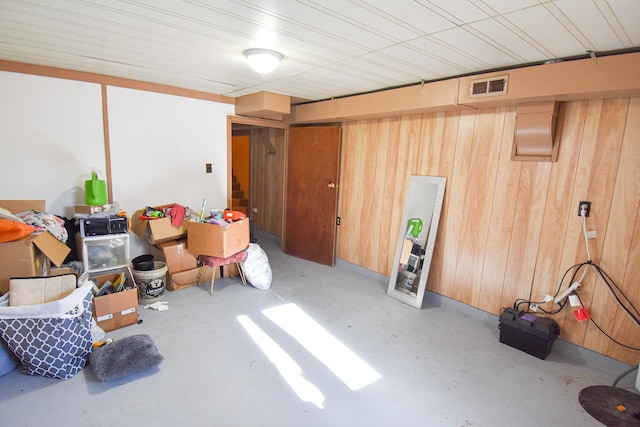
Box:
xmin=511 ymin=101 xmax=560 ymax=162
xmin=469 ymin=75 xmax=508 ymax=97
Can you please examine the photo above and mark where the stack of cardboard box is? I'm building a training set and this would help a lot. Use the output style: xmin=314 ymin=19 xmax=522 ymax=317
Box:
xmin=131 ymin=204 xmax=250 ymax=292
xmin=0 ymin=200 xmax=139 ymax=333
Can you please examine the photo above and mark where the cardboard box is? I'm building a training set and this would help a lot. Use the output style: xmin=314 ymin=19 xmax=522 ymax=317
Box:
xmin=157 ymin=238 xmax=197 ymax=274
xmin=74 ymin=204 xmax=105 ymax=215
xmin=0 ymin=199 xmax=45 ymax=214
xmin=168 ymin=265 xmax=214 ymax=291
xmin=187 ymin=218 xmax=249 ymax=258
xmin=0 ymin=200 xmax=72 ymax=295
xmin=131 ymin=204 xmax=188 ymax=245
xmin=0 ymin=231 xmax=71 ymax=295
xmin=91 ymin=268 xmax=139 ymax=332
xmin=167 ymin=263 xmax=238 ymax=292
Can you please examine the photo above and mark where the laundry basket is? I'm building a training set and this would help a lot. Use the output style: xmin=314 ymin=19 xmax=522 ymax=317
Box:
xmin=0 ymin=281 xmax=94 ymax=379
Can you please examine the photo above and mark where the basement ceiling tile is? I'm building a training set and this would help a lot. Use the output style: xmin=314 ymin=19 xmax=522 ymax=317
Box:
xmin=607 ymin=0 xmax=640 ymax=43
xmin=238 ymin=0 xmax=394 ymax=50
xmin=420 ymin=0 xmax=490 ymax=23
xmin=323 ymin=62 xmax=410 ymax=90
xmin=431 ymin=26 xmax=523 ymax=67
xmin=358 ymin=0 xmax=456 ymax=35
xmin=297 ymin=0 xmax=421 ymax=41
xmin=376 ymin=43 xmax=469 ymax=78
xmin=551 ymin=0 xmax=632 ymax=50
xmin=501 ymin=5 xmax=587 ymax=58
xmin=479 ymin=0 xmax=540 ymax=15
xmin=407 ymin=36 xmax=495 ymax=72
xmin=342 ymin=55 xmax=426 ymax=85
xmin=468 ymin=18 xmax=545 ymax=63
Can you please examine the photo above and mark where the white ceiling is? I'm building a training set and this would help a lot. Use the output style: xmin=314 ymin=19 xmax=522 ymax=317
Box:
xmin=1 ymin=0 xmax=639 ymax=103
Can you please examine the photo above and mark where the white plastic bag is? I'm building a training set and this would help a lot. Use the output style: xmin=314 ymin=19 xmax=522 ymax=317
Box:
xmin=243 ymin=243 xmax=272 ymax=290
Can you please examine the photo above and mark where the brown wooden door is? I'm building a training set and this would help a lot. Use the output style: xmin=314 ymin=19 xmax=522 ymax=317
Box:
xmin=284 ymin=126 xmax=341 ymax=266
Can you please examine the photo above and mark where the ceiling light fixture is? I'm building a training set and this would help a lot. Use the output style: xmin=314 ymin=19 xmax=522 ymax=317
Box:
xmin=244 ymin=48 xmax=283 ymax=75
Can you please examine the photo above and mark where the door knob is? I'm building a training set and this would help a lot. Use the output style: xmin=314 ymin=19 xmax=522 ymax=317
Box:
xmin=327 ymin=182 xmax=336 ymax=189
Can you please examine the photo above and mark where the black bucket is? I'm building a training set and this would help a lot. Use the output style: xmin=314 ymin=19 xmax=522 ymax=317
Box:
xmin=132 ymin=254 xmax=154 ymax=271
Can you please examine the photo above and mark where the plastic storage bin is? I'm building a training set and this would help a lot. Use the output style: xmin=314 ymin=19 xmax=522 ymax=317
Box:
xmin=78 ymin=233 xmax=130 ymax=274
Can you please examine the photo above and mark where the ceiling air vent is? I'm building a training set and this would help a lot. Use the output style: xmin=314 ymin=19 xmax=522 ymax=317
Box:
xmin=469 ymin=75 xmax=508 ymax=97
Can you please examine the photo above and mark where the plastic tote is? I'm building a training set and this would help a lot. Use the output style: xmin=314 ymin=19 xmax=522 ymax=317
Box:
xmin=85 ymin=172 xmax=107 ymax=206
xmin=0 ymin=282 xmax=94 ymax=379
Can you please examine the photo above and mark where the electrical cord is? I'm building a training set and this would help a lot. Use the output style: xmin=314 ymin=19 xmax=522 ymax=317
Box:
xmin=511 ymin=261 xmax=589 ymax=314
xmin=589 ymin=262 xmax=640 ymax=327
xmin=508 ymin=207 xmax=639 ymax=351
xmin=579 ymin=308 xmax=640 ymax=351
xmin=612 ymin=364 xmax=639 ymax=387
xmin=581 ymin=212 xmax=592 ymax=262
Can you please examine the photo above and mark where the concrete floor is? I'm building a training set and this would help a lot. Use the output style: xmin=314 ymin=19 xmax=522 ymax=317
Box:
xmin=0 ymin=230 xmax=635 ymax=427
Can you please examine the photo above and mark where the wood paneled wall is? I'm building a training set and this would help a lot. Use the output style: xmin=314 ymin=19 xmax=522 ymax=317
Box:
xmin=336 ymin=97 xmax=640 ymax=364
xmin=249 ymin=127 xmax=285 ymax=237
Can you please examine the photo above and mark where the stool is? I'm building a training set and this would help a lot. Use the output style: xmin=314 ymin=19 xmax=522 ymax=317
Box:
xmin=199 ymin=250 xmax=248 ymax=295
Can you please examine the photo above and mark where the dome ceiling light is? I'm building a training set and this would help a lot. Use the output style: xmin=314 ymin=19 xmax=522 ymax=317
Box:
xmin=244 ymin=48 xmax=283 ymax=75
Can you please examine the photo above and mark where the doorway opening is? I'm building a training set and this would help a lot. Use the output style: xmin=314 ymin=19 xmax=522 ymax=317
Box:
xmin=228 ymin=116 xmax=288 ymax=240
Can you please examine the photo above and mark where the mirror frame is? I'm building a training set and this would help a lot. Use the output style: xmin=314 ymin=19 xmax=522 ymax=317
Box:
xmin=387 ymin=175 xmax=446 ymax=309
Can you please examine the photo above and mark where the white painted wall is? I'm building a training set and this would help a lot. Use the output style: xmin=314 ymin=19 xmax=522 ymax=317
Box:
xmin=106 ymin=86 xmax=234 ymax=255
xmin=0 ymin=71 xmax=105 ymax=217
xmin=0 ymin=71 xmax=234 ymax=258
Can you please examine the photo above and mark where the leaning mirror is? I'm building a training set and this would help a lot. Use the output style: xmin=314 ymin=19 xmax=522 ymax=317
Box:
xmin=387 ymin=175 xmax=446 ymax=309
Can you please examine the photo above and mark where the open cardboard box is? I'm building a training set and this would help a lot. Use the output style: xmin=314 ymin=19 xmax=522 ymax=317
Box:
xmin=131 ymin=203 xmax=189 ymax=245
xmin=157 ymin=238 xmax=237 ymax=291
xmin=169 ymin=266 xmax=214 ymax=291
xmin=167 ymin=264 xmax=237 ymax=292
xmin=187 ymin=218 xmax=249 ymax=258
xmin=91 ymin=267 xmax=139 ymax=332
xmin=0 ymin=200 xmax=71 ymax=294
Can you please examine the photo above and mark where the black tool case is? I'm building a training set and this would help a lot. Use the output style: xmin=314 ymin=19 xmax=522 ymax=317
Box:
xmin=498 ymin=308 xmax=560 ymax=359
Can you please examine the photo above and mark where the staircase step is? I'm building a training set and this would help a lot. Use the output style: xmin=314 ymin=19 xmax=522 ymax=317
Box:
xmin=232 ymin=198 xmax=248 ymax=207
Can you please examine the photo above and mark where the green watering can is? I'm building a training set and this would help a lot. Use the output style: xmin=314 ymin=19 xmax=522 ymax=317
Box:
xmin=85 ymin=172 xmax=107 ymax=206
xmin=406 ymin=218 xmax=423 ymax=238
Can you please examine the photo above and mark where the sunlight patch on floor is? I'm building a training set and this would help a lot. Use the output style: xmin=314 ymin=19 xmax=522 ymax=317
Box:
xmin=263 ymin=303 xmax=381 ymax=391
xmin=237 ymin=315 xmax=325 ymax=409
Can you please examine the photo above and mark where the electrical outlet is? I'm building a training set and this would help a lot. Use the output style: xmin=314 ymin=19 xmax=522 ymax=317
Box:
xmin=336 ymin=216 xmax=341 ymax=226
xmin=529 ymin=303 xmax=538 ymax=311
xmin=578 ymin=201 xmax=591 ymax=217
xmin=586 ymin=230 xmax=597 ymax=239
